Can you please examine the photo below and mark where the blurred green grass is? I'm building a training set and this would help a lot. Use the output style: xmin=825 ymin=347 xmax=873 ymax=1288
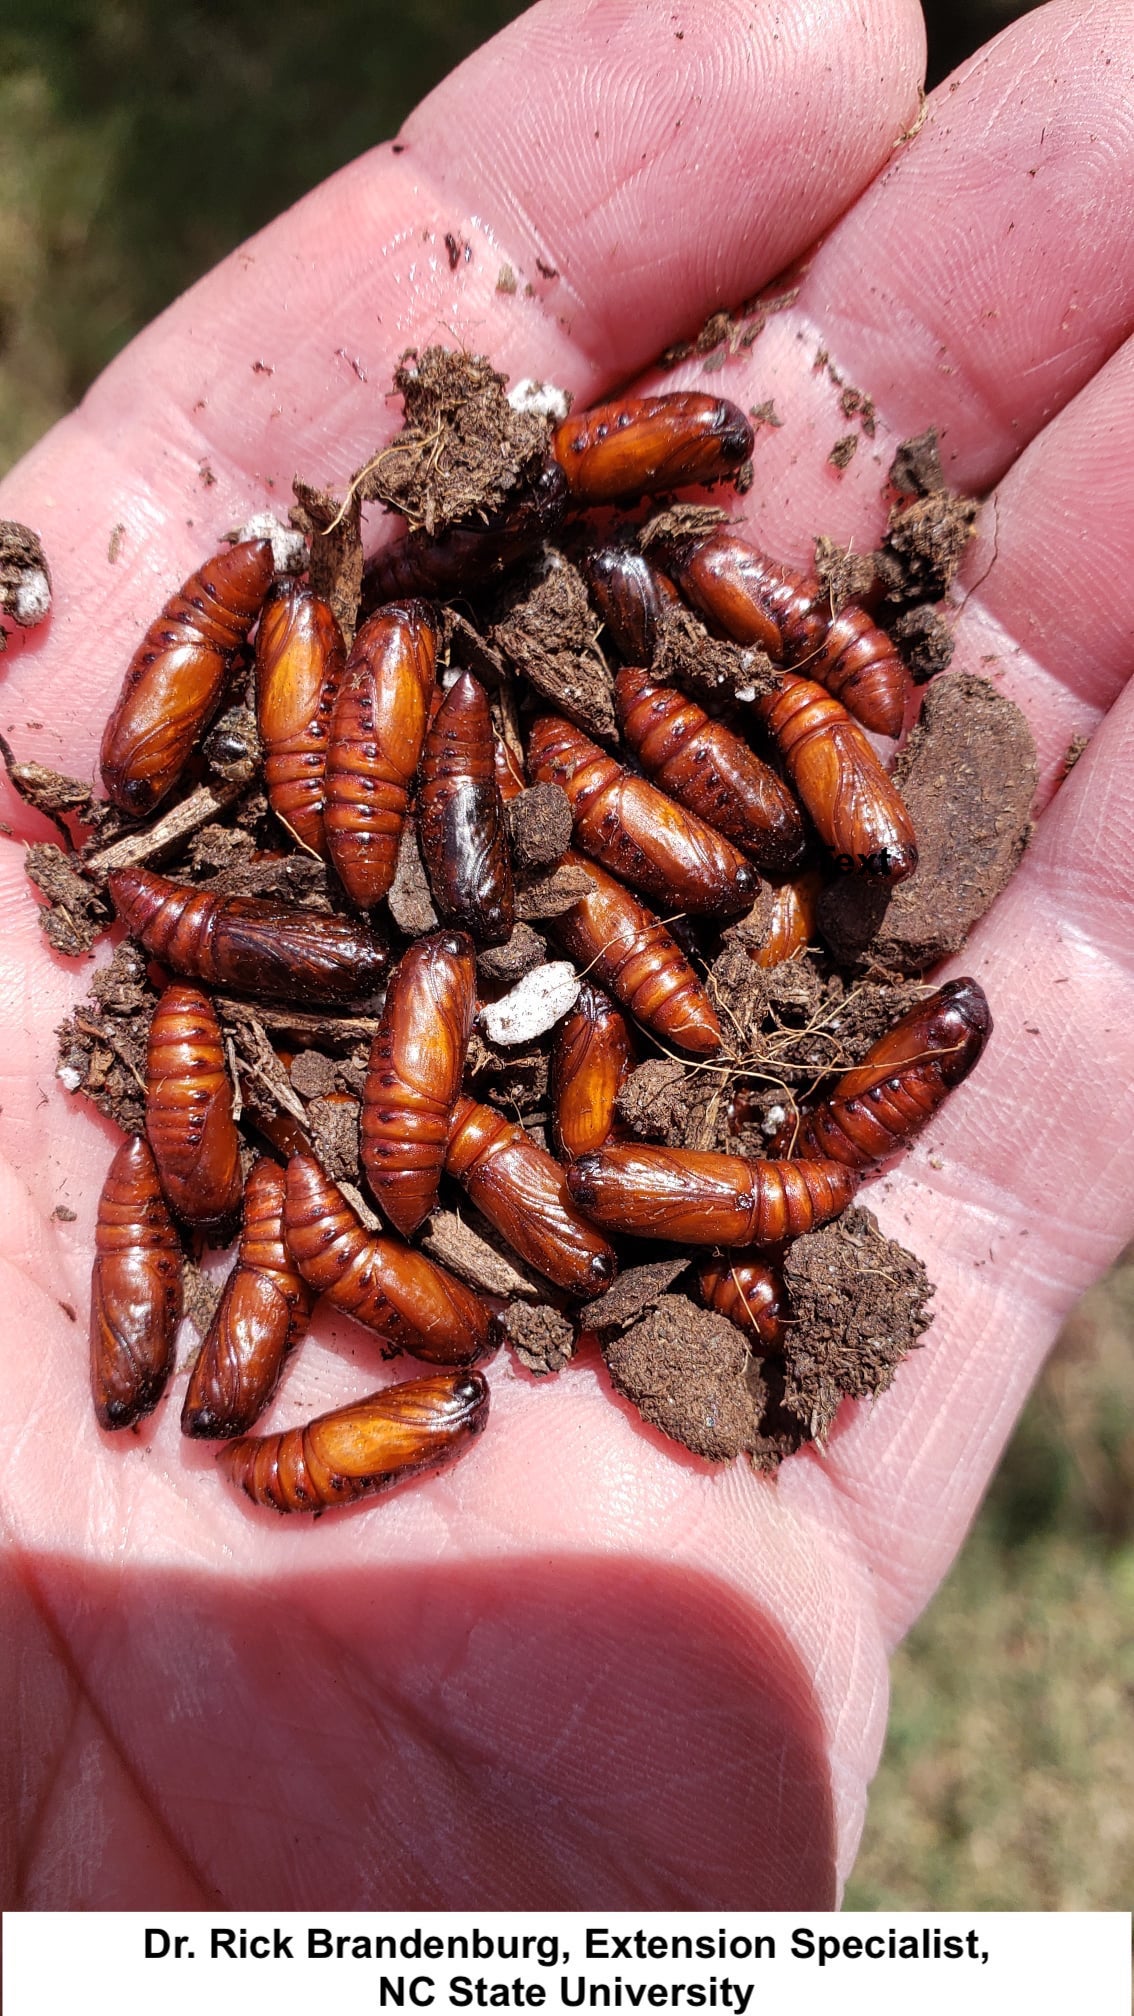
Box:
xmin=3 ymin=0 xmax=1130 ymax=1915
xmin=848 ymin=1263 xmax=1134 ymax=1909
xmin=0 ymin=0 xmax=528 ymax=469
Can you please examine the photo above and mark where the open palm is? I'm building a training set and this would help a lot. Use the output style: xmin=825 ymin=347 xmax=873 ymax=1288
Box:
xmin=2 ymin=0 xmax=1132 ymax=1910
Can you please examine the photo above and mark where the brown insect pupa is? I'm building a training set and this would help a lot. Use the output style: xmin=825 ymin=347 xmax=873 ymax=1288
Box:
xmin=360 ymin=931 xmax=477 ymax=1238
xmin=109 ymin=866 xmax=388 ymax=1005
xmin=219 ymin=1369 xmax=490 ymax=1514
xmin=90 ymin=1134 xmax=183 ymax=1431
xmin=551 ymin=393 xmax=753 ymax=505
xmin=145 ymin=983 xmax=243 ymax=1234
xmin=418 ymin=673 xmax=515 ymax=946
xmin=549 ymin=983 xmax=636 ymax=1160
xmin=775 ymin=977 xmax=992 ymax=1167
xmin=566 ymin=1144 xmax=857 ymax=1246
xmin=100 ymin=538 xmax=274 ymax=816
xmin=659 ymin=523 xmax=910 ymax=738
xmin=284 ymin=1153 xmax=498 ymax=1365
xmin=614 ymin=664 xmax=806 ymax=878
xmin=697 ymin=1253 xmax=787 ymax=1351
xmin=528 ymin=713 xmax=757 ymax=918
xmin=181 ymin=1158 xmax=313 ymax=1439
xmin=255 ymin=579 xmax=346 ymax=857
xmin=552 ymin=852 xmax=722 ymax=1057
xmin=445 ymin=1096 xmax=618 ymax=1297
xmin=325 ymin=599 xmax=439 ymax=908
xmin=755 ymin=674 xmax=918 ymax=884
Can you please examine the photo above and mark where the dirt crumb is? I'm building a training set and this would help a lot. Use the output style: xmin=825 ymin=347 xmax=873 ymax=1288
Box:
xmin=604 ymin=1295 xmax=766 ymax=1461
xmin=780 ymin=1207 xmax=934 ymax=1439
xmin=477 ymin=923 xmax=548 ymax=986
xmin=506 ymin=783 xmax=572 ymax=874
xmin=361 ymin=347 xmax=552 ymax=537
xmin=185 ymin=834 xmax=330 ymax=908
xmin=584 ymin=1259 xmax=692 ymax=1334
xmin=659 ymin=286 xmax=801 ymax=368
xmin=465 ymin=1032 xmax=549 ymax=1114
xmin=615 ymin=1060 xmax=694 ymax=1143
xmin=504 ymin=1302 xmax=576 ymax=1376
xmin=421 ymin=1207 xmax=542 ymax=1300
xmin=828 ymin=434 xmax=858 ymax=471
xmin=706 ymin=941 xmax=777 ymax=1038
xmin=289 ymin=1050 xmax=339 ymax=1100
xmin=639 ymin=503 xmax=728 ymax=552
xmin=202 ymin=707 xmax=261 ymax=787
xmin=749 ymin=400 xmax=783 ymax=431
xmin=0 ymin=520 xmax=52 ymax=627
xmin=55 ymin=941 xmax=157 ymax=1133
xmin=888 ymin=428 xmax=945 ymax=499
xmin=839 ymin=385 xmax=877 ymax=437
xmin=182 ymin=1259 xmax=223 ymax=1340
xmin=305 ymin=1095 xmax=360 ymax=1184
xmin=889 ymin=604 xmax=955 ymax=682
xmin=441 ymin=606 xmax=508 ymax=688
xmin=744 ymin=1361 xmax=812 ymax=1472
xmin=25 ymin=844 xmax=110 ymax=957
xmin=653 ymin=601 xmax=775 ymax=704
xmin=818 ymin=671 xmax=1036 ymax=973
xmin=1061 ymin=732 xmax=1089 ymax=775
xmin=813 ymin=537 xmax=878 ymax=612
xmin=514 ymin=861 xmax=595 ymax=922
xmin=879 ymin=489 xmax=979 ymax=605
xmin=493 ymin=550 xmax=617 ymax=744
xmin=290 ymin=480 xmax=363 ymax=646
xmin=386 ymin=817 xmax=439 ymax=937
xmin=0 ymin=735 xmax=104 ymax=839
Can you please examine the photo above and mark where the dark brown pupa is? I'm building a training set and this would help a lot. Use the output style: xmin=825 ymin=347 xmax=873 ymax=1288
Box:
xmin=579 ymin=541 xmax=680 ymax=665
xmin=362 ymin=459 xmax=568 ymax=603
xmin=219 ymin=1370 xmax=490 ymax=1513
xmin=100 ymin=538 xmax=274 ymax=816
xmin=109 ymin=866 xmax=388 ymax=1005
xmin=181 ymin=1158 xmax=313 ymax=1438
xmin=418 ymin=673 xmax=515 ymax=945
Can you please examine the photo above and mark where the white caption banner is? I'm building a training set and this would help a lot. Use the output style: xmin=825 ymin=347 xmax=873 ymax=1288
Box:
xmin=3 ymin=1911 xmax=1130 ymax=2014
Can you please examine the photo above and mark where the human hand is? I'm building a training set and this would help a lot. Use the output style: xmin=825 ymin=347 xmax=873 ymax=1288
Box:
xmin=2 ymin=0 xmax=1132 ymax=1910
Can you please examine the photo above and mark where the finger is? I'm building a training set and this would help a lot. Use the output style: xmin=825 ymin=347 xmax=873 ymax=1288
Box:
xmin=784 ymin=670 xmax=1134 ymax=1640
xmin=950 ymin=331 xmax=1134 ymax=796
xmin=401 ymin=0 xmax=925 ymax=370
xmin=783 ymin=0 xmax=1134 ymax=489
